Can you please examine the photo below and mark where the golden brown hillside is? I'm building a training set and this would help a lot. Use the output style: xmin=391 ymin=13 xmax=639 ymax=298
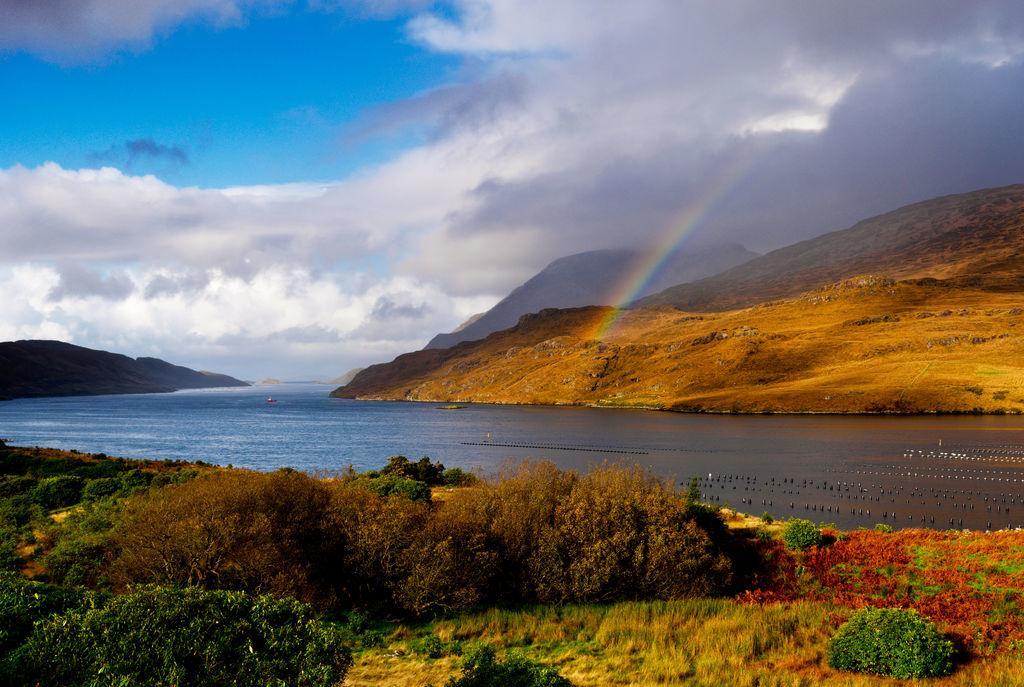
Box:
xmin=334 ymin=277 xmax=1024 ymax=413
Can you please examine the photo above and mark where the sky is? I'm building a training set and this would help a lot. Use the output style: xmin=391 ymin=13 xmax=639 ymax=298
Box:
xmin=2 ymin=1 xmax=1024 ymax=380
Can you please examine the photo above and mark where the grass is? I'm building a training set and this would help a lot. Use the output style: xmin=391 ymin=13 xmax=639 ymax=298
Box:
xmin=346 ymin=599 xmax=1024 ymax=686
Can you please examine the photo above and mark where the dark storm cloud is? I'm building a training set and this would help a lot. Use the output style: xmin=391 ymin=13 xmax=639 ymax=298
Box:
xmin=47 ymin=263 xmax=135 ymax=301
xmin=144 ymin=270 xmax=210 ymax=298
xmin=370 ymin=295 xmax=431 ymax=320
xmin=441 ymin=57 xmax=1024 ymax=257
xmin=345 ymin=72 xmax=528 ymax=145
xmin=89 ymin=138 xmax=189 ymax=169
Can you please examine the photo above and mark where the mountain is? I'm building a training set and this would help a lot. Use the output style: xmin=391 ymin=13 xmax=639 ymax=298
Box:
xmin=635 ymin=184 xmax=1024 ymax=311
xmin=424 ymin=243 xmax=757 ymax=349
xmin=333 ymin=277 xmax=1024 ymax=413
xmin=328 ymin=368 xmax=365 ymax=386
xmin=0 ymin=340 xmax=249 ymax=400
xmin=334 ymin=184 xmax=1024 ymax=413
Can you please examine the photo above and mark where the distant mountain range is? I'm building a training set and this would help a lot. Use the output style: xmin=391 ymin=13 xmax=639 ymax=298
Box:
xmin=635 ymin=184 xmax=1024 ymax=310
xmin=335 ymin=184 xmax=1024 ymax=413
xmin=328 ymin=368 xmax=365 ymax=386
xmin=424 ymin=243 xmax=757 ymax=349
xmin=0 ymin=340 xmax=249 ymax=400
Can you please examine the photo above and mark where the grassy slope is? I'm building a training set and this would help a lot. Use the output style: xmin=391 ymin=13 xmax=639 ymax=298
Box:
xmin=350 ymin=517 xmax=1024 ymax=686
xmin=347 ymin=600 xmax=1024 ymax=687
xmin=336 ymin=277 xmax=1024 ymax=413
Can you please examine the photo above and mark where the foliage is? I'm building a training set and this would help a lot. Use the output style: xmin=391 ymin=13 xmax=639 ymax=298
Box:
xmin=874 ymin=523 xmax=893 ymax=533
xmin=80 ymin=476 xmax=121 ymax=502
xmin=111 ymin=470 xmax=345 ymax=605
xmin=41 ymin=499 xmax=121 ymax=587
xmin=442 ymin=467 xmax=478 ymax=487
xmin=0 ymin=526 xmax=17 ymax=571
xmin=383 ymin=455 xmax=446 ymax=485
xmin=685 ymin=476 xmax=701 ymax=503
xmin=0 ymin=573 xmax=92 ymax=684
xmin=485 ymin=463 xmax=733 ymax=604
xmin=355 ymin=473 xmax=433 ymax=502
xmin=827 ymin=607 xmax=954 ymax=678
xmin=410 ymin=633 xmax=462 ymax=659
xmin=781 ymin=519 xmax=822 ymax=550
xmin=13 ymin=586 xmax=352 ymax=687
xmin=31 ymin=475 xmax=85 ymax=510
xmin=444 ymin=646 xmax=573 ymax=687
xmin=741 ymin=529 xmax=1024 ymax=653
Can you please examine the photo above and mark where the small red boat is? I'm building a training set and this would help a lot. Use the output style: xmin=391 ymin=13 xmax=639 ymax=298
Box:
xmin=266 ymin=397 xmax=277 ymax=404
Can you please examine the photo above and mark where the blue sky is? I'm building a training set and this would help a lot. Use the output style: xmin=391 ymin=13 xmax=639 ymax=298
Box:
xmin=1 ymin=1 xmax=1023 ymax=379
xmin=0 ymin=8 xmax=458 ymax=187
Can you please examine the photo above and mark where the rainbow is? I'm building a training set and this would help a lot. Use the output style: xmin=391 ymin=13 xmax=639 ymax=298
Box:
xmin=588 ymin=153 xmax=757 ymax=340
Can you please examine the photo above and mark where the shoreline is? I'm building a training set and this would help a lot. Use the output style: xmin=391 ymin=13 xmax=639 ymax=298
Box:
xmin=335 ymin=393 xmax=1024 ymax=417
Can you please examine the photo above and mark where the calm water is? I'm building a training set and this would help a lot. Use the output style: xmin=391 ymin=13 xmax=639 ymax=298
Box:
xmin=3 ymin=383 xmax=1024 ymax=530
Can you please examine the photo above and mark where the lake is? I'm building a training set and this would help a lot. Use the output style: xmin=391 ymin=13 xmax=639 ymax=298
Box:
xmin=2 ymin=383 xmax=1023 ymax=531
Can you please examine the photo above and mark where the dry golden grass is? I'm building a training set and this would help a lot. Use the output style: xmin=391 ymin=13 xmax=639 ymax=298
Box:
xmin=338 ymin=277 xmax=1024 ymax=413
xmin=346 ymin=599 xmax=1024 ymax=686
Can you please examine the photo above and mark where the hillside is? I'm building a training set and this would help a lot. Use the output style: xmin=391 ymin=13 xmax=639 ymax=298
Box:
xmin=425 ymin=243 xmax=756 ymax=349
xmin=334 ymin=276 xmax=1024 ymax=413
xmin=0 ymin=340 xmax=248 ymax=400
xmin=635 ymin=184 xmax=1024 ymax=311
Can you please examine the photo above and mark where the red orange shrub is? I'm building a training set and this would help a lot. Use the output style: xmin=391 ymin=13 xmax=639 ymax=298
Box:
xmin=741 ymin=528 xmax=1024 ymax=653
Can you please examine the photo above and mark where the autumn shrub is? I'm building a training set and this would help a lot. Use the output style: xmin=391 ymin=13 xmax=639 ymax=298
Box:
xmin=332 ymin=483 xmax=430 ymax=609
xmin=395 ymin=489 xmax=498 ymax=616
xmin=444 ymin=645 xmax=573 ymax=687
xmin=110 ymin=470 xmax=344 ymax=605
xmin=485 ymin=462 xmax=576 ymax=600
xmin=13 ymin=586 xmax=352 ymax=687
xmin=827 ymin=607 xmax=954 ymax=678
xmin=485 ymin=464 xmax=732 ymax=604
xmin=782 ymin=518 xmax=822 ymax=550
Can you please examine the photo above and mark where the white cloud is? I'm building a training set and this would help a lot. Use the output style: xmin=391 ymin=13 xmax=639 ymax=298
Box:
xmin=4 ymin=1 xmax=1024 ymax=376
xmin=0 ymin=263 xmax=494 ymax=378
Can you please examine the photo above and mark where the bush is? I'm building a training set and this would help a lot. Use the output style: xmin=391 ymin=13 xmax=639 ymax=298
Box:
xmin=411 ymin=633 xmax=462 ymax=659
xmin=14 ymin=586 xmax=352 ymax=687
xmin=442 ymin=467 xmax=479 ymax=487
xmin=355 ymin=473 xmax=432 ymax=502
xmin=382 ymin=455 xmax=445 ymax=485
xmin=394 ymin=490 xmax=498 ymax=616
xmin=40 ymin=500 xmax=121 ymax=587
xmin=782 ymin=519 xmax=822 ymax=550
xmin=827 ymin=607 xmax=954 ymax=678
xmin=111 ymin=471 xmax=345 ymax=605
xmin=0 ymin=476 xmax=37 ymax=499
xmin=0 ymin=573 xmax=91 ymax=683
xmin=445 ymin=646 xmax=573 ymax=687
xmin=874 ymin=523 xmax=894 ymax=533
xmin=31 ymin=475 xmax=85 ymax=510
xmin=490 ymin=464 xmax=732 ymax=604
xmin=0 ymin=526 xmax=18 ymax=570
xmin=81 ymin=477 xmax=121 ymax=502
